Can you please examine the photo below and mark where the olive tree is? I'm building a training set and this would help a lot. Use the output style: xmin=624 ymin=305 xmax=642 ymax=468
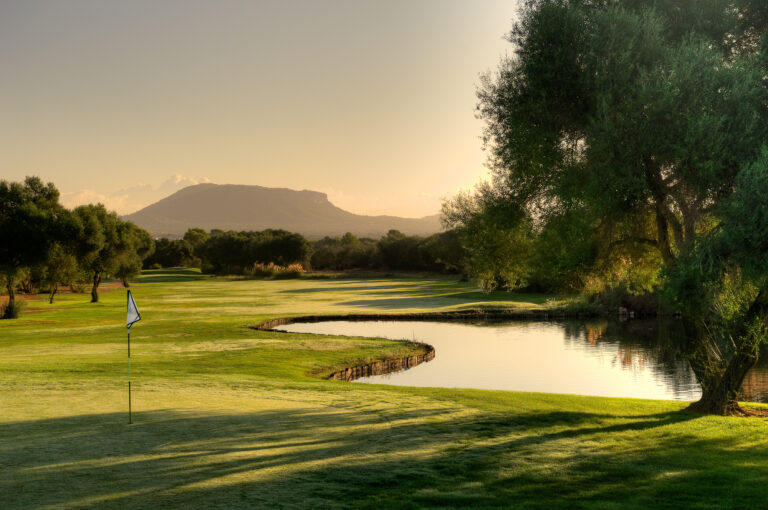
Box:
xmin=43 ymin=243 xmax=81 ymax=304
xmin=114 ymin=221 xmax=155 ymax=287
xmin=72 ymin=205 xmax=154 ymax=300
xmin=476 ymin=0 xmax=768 ymax=414
xmin=0 ymin=177 xmax=66 ymax=318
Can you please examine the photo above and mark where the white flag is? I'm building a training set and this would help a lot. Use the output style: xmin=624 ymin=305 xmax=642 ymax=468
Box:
xmin=127 ymin=290 xmax=141 ymax=329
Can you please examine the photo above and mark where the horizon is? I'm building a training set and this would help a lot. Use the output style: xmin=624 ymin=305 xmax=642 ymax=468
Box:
xmin=1 ymin=0 xmax=520 ymax=217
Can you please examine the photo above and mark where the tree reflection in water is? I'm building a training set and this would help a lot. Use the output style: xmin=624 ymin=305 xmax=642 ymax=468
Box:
xmin=563 ymin=319 xmax=768 ymax=403
xmin=278 ymin=319 xmax=768 ymax=402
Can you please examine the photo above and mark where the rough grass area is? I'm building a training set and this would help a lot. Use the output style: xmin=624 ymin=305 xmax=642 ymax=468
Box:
xmin=2 ymin=269 xmax=768 ymax=509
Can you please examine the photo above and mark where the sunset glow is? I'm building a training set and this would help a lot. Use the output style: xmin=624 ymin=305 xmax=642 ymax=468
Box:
xmin=0 ymin=0 xmax=518 ymax=216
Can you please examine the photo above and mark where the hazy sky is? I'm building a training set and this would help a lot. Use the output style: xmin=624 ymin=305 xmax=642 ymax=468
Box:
xmin=0 ymin=0 xmax=519 ymax=217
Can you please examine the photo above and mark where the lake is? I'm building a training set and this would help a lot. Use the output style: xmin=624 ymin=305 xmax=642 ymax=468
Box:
xmin=276 ymin=319 xmax=768 ymax=402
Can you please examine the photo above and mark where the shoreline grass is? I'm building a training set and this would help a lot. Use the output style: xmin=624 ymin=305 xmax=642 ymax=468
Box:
xmin=2 ymin=268 xmax=768 ymax=509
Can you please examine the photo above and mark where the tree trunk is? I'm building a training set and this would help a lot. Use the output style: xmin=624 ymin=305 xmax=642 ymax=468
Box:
xmin=684 ymin=289 xmax=768 ymax=415
xmin=49 ymin=284 xmax=57 ymax=304
xmin=122 ymin=279 xmax=129 ymax=288
xmin=687 ymin=349 xmax=758 ymax=415
xmin=90 ymin=271 xmax=101 ymax=303
xmin=2 ymin=279 xmax=15 ymax=319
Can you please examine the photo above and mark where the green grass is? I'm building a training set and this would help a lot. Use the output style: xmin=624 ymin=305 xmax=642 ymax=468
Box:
xmin=2 ymin=269 xmax=768 ymax=509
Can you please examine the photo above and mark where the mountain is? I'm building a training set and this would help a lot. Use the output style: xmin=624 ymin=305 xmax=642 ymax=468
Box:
xmin=123 ymin=183 xmax=443 ymax=239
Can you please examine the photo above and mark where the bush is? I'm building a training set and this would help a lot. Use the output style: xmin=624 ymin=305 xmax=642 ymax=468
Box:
xmin=248 ymin=262 xmax=278 ymax=278
xmin=70 ymin=281 xmax=87 ymax=293
xmin=590 ymin=284 xmax=660 ymax=315
xmin=143 ymin=238 xmax=195 ymax=268
xmin=1 ymin=299 xmax=26 ymax=319
xmin=274 ymin=263 xmax=305 ymax=279
xmin=247 ymin=262 xmax=305 ymax=279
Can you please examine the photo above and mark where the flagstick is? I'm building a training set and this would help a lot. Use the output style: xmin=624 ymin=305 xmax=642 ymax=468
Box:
xmin=126 ymin=290 xmax=141 ymax=425
xmin=128 ymin=327 xmax=132 ymax=424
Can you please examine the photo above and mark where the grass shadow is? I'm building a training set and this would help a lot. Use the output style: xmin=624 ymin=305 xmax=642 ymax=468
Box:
xmin=134 ymin=268 xmax=209 ymax=283
xmin=4 ymin=405 xmax=751 ymax=509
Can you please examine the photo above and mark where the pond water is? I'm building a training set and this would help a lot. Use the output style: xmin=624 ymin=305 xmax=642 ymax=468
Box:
xmin=276 ymin=319 xmax=768 ymax=402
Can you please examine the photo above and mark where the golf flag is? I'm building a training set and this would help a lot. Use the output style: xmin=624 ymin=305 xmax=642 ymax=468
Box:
xmin=126 ymin=290 xmax=140 ymax=424
xmin=127 ymin=290 xmax=141 ymax=329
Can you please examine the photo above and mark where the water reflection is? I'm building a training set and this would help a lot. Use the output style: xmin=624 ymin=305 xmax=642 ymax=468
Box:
xmin=276 ymin=319 xmax=768 ymax=402
xmin=562 ymin=320 xmax=700 ymax=401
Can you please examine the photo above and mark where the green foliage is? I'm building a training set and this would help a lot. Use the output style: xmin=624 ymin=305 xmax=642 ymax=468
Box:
xmin=0 ymin=297 xmax=25 ymax=319
xmin=474 ymin=0 xmax=768 ymax=289
xmin=443 ymin=189 xmax=533 ymax=292
xmin=0 ymin=177 xmax=68 ymax=318
xmin=71 ymin=204 xmax=155 ymax=299
xmin=42 ymin=243 xmax=82 ymax=303
xmin=183 ymin=227 xmax=209 ymax=252
xmin=662 ymin=149 xmax=768 ymax=322
xmin=376 ymin=230 xmax=425 ymax=270
xmin=144 ymin=238 xmax=196 ymax=268
xmin=418 ymin=230 xmax=464 ymax=273
xmin=721 ymin=148 xmax=768 ymax=279
xmin=478 ymin=0 xmax=766 ymax=240
xmin=197 ymin=229 xmax=312 ymax=275
xmin=114 ymin=221 xmax=155 ymax=286
xmin=311 ymin=233 xmax=379 ymax=270
xmin=310 ymin=231 xmax=462 ymax=273
xmin=468 ymin=0 xmax=768 ymax=410
xmin=527 ymin=209 xmax=597 ymax=292
xmin=72 ymin=204 xmax=120 ymax=275
xmin=0 ymin=177 xmax=64 ymax=271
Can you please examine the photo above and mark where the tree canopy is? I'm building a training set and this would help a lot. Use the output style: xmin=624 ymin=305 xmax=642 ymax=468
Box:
xmin=1 ymin=178 xmax=155 ymax=314
xmin=0 ymin=177 xmax=68 ymax=317
xmin=468 ymin=0 xmax=768 ymax=414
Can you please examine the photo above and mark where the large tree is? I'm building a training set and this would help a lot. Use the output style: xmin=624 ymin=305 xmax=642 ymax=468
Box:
xmin=0 ymin=177 xmax=67 ymax=318
xmin=476 ymin=0 xmax=768 ymax=414
xmin=114 ymin=221 xmax=155 ymax=287
xmin=72 ymin=204 xmax=122 ymax=303
xmin=42 ymin=243 xmax=81 ymax=304
xmin=71 ymin=206 xmax=154 ymax=300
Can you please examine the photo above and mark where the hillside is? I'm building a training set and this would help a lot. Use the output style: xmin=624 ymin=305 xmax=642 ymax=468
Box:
xmin=124 ymin=183 xmax=443 ymax=238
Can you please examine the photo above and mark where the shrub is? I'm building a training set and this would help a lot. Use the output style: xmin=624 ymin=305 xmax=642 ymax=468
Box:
xmin=274 ymin=263 xmax=305 ymax=279
xmin=0 ymin=299 xmax=26 ymax=319
xmin=70 ymin=281 xmax=87 ymax=293
xmin=249 ymin=262 xmax=278 ymax=278
xmin=247 ymin=262 xmax=305 ymax=279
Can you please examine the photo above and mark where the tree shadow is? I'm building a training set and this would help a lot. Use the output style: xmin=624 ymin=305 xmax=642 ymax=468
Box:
xmin=335 ymin=296 xmax=460 ymax=309
xmin=4 ymin=403 xmax=751 ymax=509
xmin=277 ymin=280 xmax=485 ymax=310
xmin=280 ymin=284 xmax=418 ymax=294
xmin=133 ymin=268 xmax=208 ymax=283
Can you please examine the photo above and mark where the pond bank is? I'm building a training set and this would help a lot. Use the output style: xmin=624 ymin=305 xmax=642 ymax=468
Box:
xmin=253 ymin=308 xmax=601 ymax=332
xmin=326 ymin=347 xmax=435 ymax=381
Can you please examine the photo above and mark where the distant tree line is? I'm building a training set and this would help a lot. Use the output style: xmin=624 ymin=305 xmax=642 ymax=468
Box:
xmin=145 ymin=228 xmax=465 ymax=275
xmin=311 ymin=230 xmax=462 ymax=273
xmin=1 ymin=177 xmax=155 ymax=319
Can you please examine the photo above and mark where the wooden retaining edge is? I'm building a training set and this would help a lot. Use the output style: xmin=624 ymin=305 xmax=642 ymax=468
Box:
xmin=326 ymin=348 xmax=436 ymax=382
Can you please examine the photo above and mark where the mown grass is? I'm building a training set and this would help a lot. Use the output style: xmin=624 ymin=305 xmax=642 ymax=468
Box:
xmin=2 ymin=269 xmax=768 ymax=509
